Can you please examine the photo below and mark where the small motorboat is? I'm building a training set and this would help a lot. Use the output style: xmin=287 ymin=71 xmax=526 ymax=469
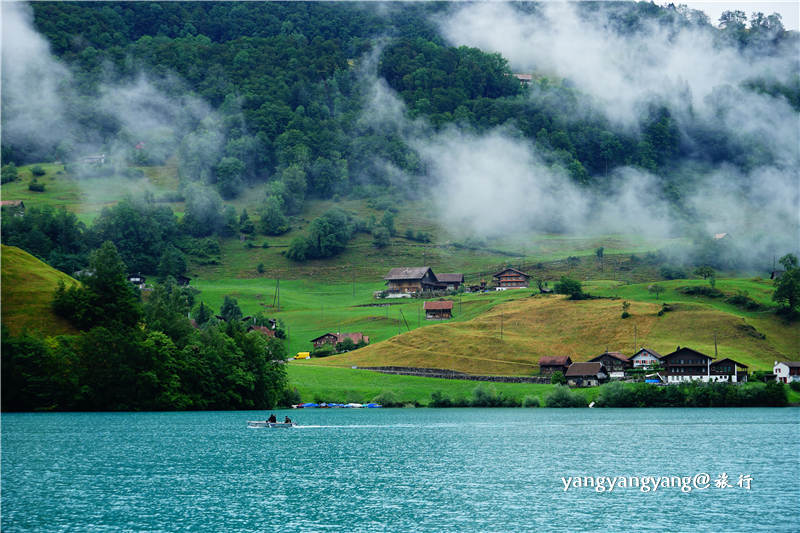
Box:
xmin=247 ymin=421 xmax=295 ymax=428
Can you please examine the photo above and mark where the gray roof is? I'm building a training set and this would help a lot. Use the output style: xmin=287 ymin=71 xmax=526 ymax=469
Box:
xmin=629 ymin=348 xmax=663 ymax=360
xmin=437 ymin=273 xmax=464 ymax=283
xmin=565 ymin=362 xmax=605 ymax=377
xmin=384 ymin=267 xmax=433 ymax=281
xmin=778 ymin=361 xmax=800 ymax=368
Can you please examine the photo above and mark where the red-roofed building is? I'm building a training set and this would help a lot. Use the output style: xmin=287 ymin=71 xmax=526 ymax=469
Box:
xmin=424 ymin=300 xmax=453 ymax=320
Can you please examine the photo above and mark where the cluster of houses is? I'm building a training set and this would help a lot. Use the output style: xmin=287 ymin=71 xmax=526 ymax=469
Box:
xmin=382 ymin=266 xmax=532 ymax=296
xmin=539 ymin=347 xmax=753 ymax=387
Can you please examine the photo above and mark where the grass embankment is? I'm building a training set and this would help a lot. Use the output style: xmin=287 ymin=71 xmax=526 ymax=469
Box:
xmin=1 ymin=245 xmax=79 ymax=336
xmin=286 ymin=365 xmax=799 ymax=406
xmin=287 ymin=364 xmax=600 ymax=406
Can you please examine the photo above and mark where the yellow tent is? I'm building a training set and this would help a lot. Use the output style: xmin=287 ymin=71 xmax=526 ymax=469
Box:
xmin=295 ymin=352 xmax=310 ymax=359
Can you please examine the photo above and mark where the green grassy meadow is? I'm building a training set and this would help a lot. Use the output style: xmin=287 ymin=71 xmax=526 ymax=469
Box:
xmin=1 ymin=245 xmax=79 ymax=336
xmin=286 ymin=364 xmax=600 ymax=406
xmin=192 ymin=277 xmax=531 ymax=356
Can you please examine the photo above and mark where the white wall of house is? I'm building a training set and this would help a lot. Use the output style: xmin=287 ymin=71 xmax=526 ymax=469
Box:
xmin=774 ymin=362 xmax=800 ymax=383
xmin=665 ymin=374 xmax=739 ymax=383
xmin=631 ymin=354 xmax=659 ymax=367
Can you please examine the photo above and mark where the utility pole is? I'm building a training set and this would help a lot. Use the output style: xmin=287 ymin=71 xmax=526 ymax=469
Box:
xmin=634 ymin=324 xmax=637 ymax=353
xmin=500 ymin=311 xmax=504 ymax=341
xmin=276 ymin=277 xmax=280 ymax=312
xmin=418 ymin=305 xmax=420 ymax=328
xmin=714 ymin=332 xmax=718 ymax=358
xmin=352 ymin=268 xmax=355 ymax=298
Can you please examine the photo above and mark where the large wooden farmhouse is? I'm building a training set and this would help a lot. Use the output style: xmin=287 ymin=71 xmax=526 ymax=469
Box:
xmin=588 ymin=352 xmax=632 ymax=378
xmin=659 ymin=347 xmax=748 ymax=383
xmin=383 ymin=267 xmax=444 ymax=294
xmin=492 ymin=268 xmax=530 ymax=289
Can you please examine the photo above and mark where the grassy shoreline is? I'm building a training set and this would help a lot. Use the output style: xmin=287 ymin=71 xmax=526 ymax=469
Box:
xmin=287 ymin=364 xmax=800 ymax=407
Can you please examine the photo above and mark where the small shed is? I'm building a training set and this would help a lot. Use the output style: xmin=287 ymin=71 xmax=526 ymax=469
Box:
xmin=424 ymin=300 xmax=453 ymax=320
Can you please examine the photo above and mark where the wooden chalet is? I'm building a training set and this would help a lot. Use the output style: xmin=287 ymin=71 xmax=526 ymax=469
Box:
xmin=628 ymin=348 xmax=662 ymax=368
xmin=565 ymin=362 xmax=608 ymax=387
xmin=492 ymin=268 xmax=530 ymax=289
xmin=589 ymin=352 xmax=632 ymax=377
xmin=709 ymin=358 xmax=748 ymax=383
xmin=176 ymin=274 xmax=191 ymax=286
xmin=659 ymin=347 xmax=714 ymax=383
xmin=436 ymin=273 xmax=464 ymax=291
xmin=538 ymin=356 xmax=572 ymax=375
xmin=384 ymin=267 xmax=444 ymax=294
xmin=424 ymin=300 xmax=453 ymax=320
xmin=311 ymin=332 xmax=369 ymax=349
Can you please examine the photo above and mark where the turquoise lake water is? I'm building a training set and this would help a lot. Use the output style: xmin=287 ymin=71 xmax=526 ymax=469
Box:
xmin=2 ymin=408 xmax=799 ymax=532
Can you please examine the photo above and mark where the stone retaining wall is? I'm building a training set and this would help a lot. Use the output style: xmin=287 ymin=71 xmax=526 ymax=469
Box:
xmin=360 ymin=366 xmax=550 ymax=384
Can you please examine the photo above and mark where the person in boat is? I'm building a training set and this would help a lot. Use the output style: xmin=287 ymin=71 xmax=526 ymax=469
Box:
xmin=284 ymin=416 xmax=292 ymax=424
xmin=267 ymin=414 xmax=277 ymax=423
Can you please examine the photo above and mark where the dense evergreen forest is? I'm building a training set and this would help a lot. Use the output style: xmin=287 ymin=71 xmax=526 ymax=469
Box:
xmin=2 ymin=2 xmax=797 ymax=274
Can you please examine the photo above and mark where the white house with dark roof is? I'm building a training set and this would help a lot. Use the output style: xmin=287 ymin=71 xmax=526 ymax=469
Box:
xmin=774 ymin=361 xmax=800 ymax=383
xmin=629 ymin=348 xmax=662 ymax=368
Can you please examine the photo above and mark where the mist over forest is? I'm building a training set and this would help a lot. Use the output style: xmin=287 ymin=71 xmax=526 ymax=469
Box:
xmin=2 ymin=1 xmax=798 ymax=270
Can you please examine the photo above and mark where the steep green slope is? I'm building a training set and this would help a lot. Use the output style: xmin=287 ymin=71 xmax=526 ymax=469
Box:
xmin=1 ymin=245 xmax=79 ymax=336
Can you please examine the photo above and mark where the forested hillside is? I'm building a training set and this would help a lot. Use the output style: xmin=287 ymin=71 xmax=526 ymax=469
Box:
xmin=2 ymin=2 xmax=797 ymax=276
